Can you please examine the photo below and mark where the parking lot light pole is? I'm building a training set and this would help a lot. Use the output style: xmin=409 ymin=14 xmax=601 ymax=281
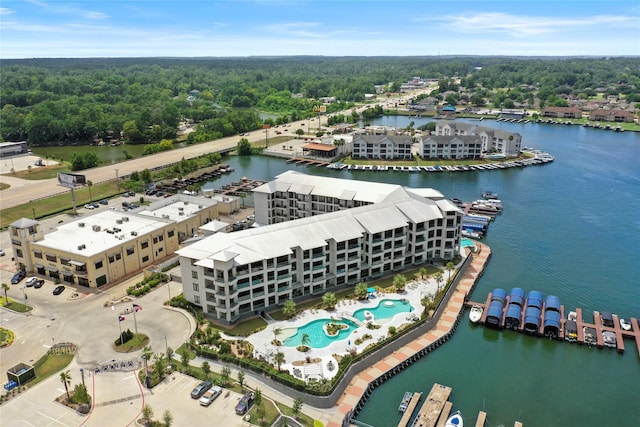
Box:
xmin=142 ymin=355 xmax=150 ymax=389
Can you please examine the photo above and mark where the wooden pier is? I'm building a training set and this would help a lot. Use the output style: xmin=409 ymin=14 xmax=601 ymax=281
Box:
xmin=213 ymin=178 xmax=266 ymax=196
xmin=408 ymin=383 xmax=451 ymax=427
xmin=465 ymin=296 xmax=640 ymax=355
xmin=286 ymin=157 xmax=330 ymax=167
xmin=397 ymin=392 xmax=422 ymax=427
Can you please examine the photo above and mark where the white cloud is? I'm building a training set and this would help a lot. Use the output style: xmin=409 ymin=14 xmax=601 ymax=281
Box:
xmin=418 ymin=12 xmax=640 ymax=37
xmin=0 ymin=7 xmax=15 ymax=15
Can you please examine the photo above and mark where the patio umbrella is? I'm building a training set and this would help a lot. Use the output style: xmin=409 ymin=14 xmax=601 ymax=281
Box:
xmin=367 ymin=287 xmax=375 ymax=293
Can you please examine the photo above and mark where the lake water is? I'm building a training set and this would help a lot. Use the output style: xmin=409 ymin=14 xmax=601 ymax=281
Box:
xmin=205 ymin=117 xmax=640 ymax=426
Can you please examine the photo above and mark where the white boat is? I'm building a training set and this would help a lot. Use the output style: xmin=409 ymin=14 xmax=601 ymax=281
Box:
xmin=568 ymin=311 xmax=577 ymax=321
xmin=469 ymin=305 xmax=483 ymax=323
xmin=620 ymin=318 xmax=631 ymax=331
xmin=398 ymin=391 xmax=413 ymax=412
xmin=445 ymin=410 xmax=463 ymax=427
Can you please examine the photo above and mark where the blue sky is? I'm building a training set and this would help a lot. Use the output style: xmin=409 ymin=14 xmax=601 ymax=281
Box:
xmin=1 ymin=0 xmax=639 ymax=58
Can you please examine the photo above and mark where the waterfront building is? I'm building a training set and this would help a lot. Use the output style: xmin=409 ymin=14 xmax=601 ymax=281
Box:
xmin=177 ymin=172 xmax=461 ymax=324
xmin=418 ymin=135 xmax=483 ymax=160
xmin=542 ymin=106 xmax=583 ymax=119
xmin=352 ymin=134 xmax=413 ymax=160
xmin=9 ymin=195 xmax=219 ymax=288
xmin=588 ymin=109 xmax=635 ymax=123
xmin=430 ymin=120 xmax=521 ymax=157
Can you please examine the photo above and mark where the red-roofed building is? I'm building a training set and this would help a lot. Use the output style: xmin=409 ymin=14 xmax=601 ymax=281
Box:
xmin=588 ymin=109 xmax=635 ymax=123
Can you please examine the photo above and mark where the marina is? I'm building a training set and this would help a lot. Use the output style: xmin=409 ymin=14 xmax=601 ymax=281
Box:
xmin=466 ymin=289 xmax=640 ymax=355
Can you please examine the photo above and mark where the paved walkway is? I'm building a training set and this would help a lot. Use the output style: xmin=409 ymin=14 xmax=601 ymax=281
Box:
xmin=325 ymin=243 xmax=491 ymax=427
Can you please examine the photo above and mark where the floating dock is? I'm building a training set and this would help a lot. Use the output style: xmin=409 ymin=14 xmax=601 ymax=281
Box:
xmin=408 ymin=383 xmax=451 ymax=427
xmin=466 ymin=292 xmax=640 ymax=355
xmin=397 ymin=392 xmax=422 ymax=427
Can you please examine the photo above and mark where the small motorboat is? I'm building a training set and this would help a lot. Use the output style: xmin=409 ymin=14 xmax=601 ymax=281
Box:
xmin=568 ymin=311 xmax=577 ymax=321
xmin=445 ymin=410 xmax=463 ymax=427
xmin=398 ymin=392 xmax=413 ymax=412
xmin=620 ymin=318 xmax=631 ymax=331
xmin=469 ymin=305 xmax=483 ymax=323
xmin=482 ymin=191 xmax=499 ymax=199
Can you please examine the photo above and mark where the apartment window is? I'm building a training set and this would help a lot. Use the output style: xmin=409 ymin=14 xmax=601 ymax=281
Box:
xmin=192 ymin=271 xmax=198 ymax=279
xmin=167 ymin=229 xmax=175 ymax=238
xmin=95 ymin=260 xmax=103 ymax=269
xmin=60 ymin=258 xmax=70 ymax=266
xmin=126 ymin=247 xmax=135 ymax=256
xmin=28 ymin=225 xmax=37 ymax=234
xmin=193 ymin=283 xmax=199 ymax=292
xmin=141 ymin=241 xmax=149 ymax=249
xmin=45 ymin=254 xmax=57 ymax=262
xmin=194 ymin=296 xmax=201 ymax=304
xmin=108 ymin=255 xmax=115 ymax=263
xmin=34 ymin=251 xmax=43 ymax=259
xmin=142 ymin=255 xmax=149 ymax=263
xmin=16 ymin=249 xmax=23 ymax=258
xmin=116 ymin=253 xmax=121 ymax=260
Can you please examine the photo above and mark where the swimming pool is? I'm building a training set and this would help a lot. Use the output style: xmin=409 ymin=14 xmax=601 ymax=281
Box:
xmin=461 ymin=238 xmax=476 ymax=247
xmin=282 ymin=299 xmax=413 ymax=348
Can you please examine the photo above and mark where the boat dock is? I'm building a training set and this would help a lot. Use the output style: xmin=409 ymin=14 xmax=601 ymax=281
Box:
xmin=397 ymin=392 xmax=422 ymax=427
xmin=212 ymin=178 xmax=266 ymax=196
xmin=407 ymin=383 xmax=451 ymax=427
xmin=287 ymin=157 xmax=330 ymax=167
xmin=466 ymin=293 xmax=640 ymax=355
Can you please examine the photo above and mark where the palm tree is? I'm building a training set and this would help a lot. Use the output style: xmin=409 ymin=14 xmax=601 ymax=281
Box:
xmin=273 ymin=351 xmax=286 ymax=371
xmin=283 ymin=299 xmax=297 ymax=319
xmin=445 ymin=262 xmax=455 ymax=284
xmin=354 ymin=282 xmax=369 ymax=300
xmin=2 ymin=283 xmax=9 ymax=305
xmin=292 ymin=397 xmax=304 ymax=420
xmin=434 ymin=272 xmax=444 ymax=292
xmin=322 ymin=292 xmax=337 ymax=310
xmin=272 ymin=327 xmax=282 ymax=346
xmin=87 ymin=180 xmax=93 ymax=202
xmin=60 ymin=370 xmax=72 ymax=400
xmin=419 ymin=267 xmax=427 ymax=280
xmin=301 ymin=333 xmax=310 ymax=350
xmin=393 ymin=274 xmax=407 ymax=292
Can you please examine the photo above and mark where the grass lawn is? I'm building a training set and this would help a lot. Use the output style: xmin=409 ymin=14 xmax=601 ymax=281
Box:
xmin=0 ymin=180 xmax=122 ymax=229
xmin=248 ymin=398 xmax=281 ymax=426
xmin=276 ymin=402 xmax=315 ymax=427
xmin=10 ymin=163 xmax=69 ymax=180
xmin=114 ymin=333 xmax=150 ymax=353
xmin=31 ymin=353 xmax=75 ymax=387
xmin=2 ymin=299 xmax=33 ymax=313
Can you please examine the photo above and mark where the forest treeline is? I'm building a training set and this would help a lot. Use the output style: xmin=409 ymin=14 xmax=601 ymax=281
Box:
xmin=1 ymin=56 xmax=638 ymax=146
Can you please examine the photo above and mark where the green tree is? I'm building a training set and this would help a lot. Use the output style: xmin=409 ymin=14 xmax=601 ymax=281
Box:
xmin=273 ymin=351 xmax=285 ymax=371
xmin=201 ymin=361 xmax=210 ymax=380
xmin=166 ymin=346 xmax=174 ymax=364
xmin=122 ymin=120 xmax=141 ymax=142
xmin=162 ymin=410 xmax=173 ymax=427
xmin=272 ymin=327 xmax=282 ymax=346
xmin=295 ymin=128 xmax=304 ymax=138
xmin=237 ymin=138 xmax=252 ymax=155
xmin=237 ymin=370 xmax=245 ymax=389
xmin=221 ymin=365 xmax=231 ymax=386
xmin=282 ymin=299 xmax=297 ymax=319
xmin=141 ymin=404 xmax=154 ymax=427
xmin=60 ymin=370 xmax=72 ymax=400
xmin=178 ymin=347 xmax=192 ymax=371
xmin=253 ymin=387 xmax=262 ymax=407
xmin=322 ymin=292 xmax=337 ymax=310
xmin=354 ymin=282 xmax=369 ymax=300
xmin=2 ymin=283 xmax=9 ymax=305
xmin=292 ymin=397 xmax=304 ymax=420
xmin=419 ymin=267 xmax=427 ymax=279
xmin=445 ymin=262 xmax=455 ymax=283
xmin=71 ymin=383 xmax=91 ymax=404
xmin=393 ymin=274 xmax=407 ymax=292
xmin=153 ymin=353 xmax=166 ymax=379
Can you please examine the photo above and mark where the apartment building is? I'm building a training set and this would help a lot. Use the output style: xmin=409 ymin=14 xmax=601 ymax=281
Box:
xmin=419 ymin=135 xmax=483 ymax=160
xmin=352 ymin=134 xmax=413 ymax=160
xmin=252 ymin=170 xmax=440 ymax=225
xmin=431 ymin=121 xmax=521 ymax=157
xmin=177 ymin=173 xmax=461 ymax=324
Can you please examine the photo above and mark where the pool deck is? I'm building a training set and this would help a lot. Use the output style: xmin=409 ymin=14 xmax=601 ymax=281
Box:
xmin=325 ymin=242 xmax=491 ymax=427
xmin=246 ymin=276 xmax=440 ymax=383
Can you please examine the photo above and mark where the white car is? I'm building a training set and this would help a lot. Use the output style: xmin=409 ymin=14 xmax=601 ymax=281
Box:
xmin=198 ymin=386 xmax=222 ymax=406
xmin=84 ymin=204 xmax=95 ymax=209
xmin=25 ymin=277 xmax=38 ymax=287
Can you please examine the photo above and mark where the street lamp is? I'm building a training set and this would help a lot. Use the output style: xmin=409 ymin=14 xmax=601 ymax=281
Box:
xmin=142 ymin=354 xmax=150 ymax=389
xmin=80 ymin=368 xmax=85 ymax=387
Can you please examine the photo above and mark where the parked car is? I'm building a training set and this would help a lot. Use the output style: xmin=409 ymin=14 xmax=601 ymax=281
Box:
xmin=33 ymin=279 xmax=45 ymax=288
xmin=11 ymin=271 xmax=25 ymax=284
xmin=0 ymin=249 xmax=5 ymax=256
xmin=25 ymin=277 xmax=38 ymax=287
xmin=190 ymin=380 xmax=212 ymax=399
xmin=53 ymin=285 xmax=65 ymax=295
xmin=198 ymin=386 xmax=222 ymax=406
xmin=235 ymin=391 xmax=254 ymax=415
xmin=84 ymin=204 xmax=95 ymax=210
xmin=99 ymin=199 xmax=109 ymax=205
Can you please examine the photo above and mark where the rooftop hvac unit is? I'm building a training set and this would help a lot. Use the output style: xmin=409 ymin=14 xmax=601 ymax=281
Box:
xmin=184 ymin=201 xmax=188 ymax=205
xmin=162 ymin=214 xmax=170 ymax=219
xmin=78 ymin=222 xmax=85 ymax=227
xmin=178 ymin=207 xmax=184 ymax=211
xmin=122 ymin=217 xmax=129 ymax=222
xmin=82 ymin=244 xmax=86 ymax=249
xmin=179 ymin=212 xmax=184 ymax=216
xmin=92 ymin=225 xmax=101 ymax=232
xmin=131 ymin=231 xmax=138 ymax=236
xmin=77 ymin=245 xmax=83 ymax=250
xmin=198 ymin=205 xmax=203 ymax=208
xmin=116 ymin=219 xmax=123 ymax=224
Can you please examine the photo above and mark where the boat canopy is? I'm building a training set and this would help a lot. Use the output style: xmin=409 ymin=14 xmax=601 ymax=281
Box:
xmin=491 ymin=288 xmax=507 ymax=304
xmin=543 ymin=310 xmax=561 ymax=329
xmin=600 ymin=311 xmax=614 ymax=327
xmin=526 ymin=290 xmax=543 ymax=309
xmin=545 ymin=295 xmax=561 ymax=312
xmin=509 ymin=287 xmax=525 ymax=307
xmin=486 ymin=300 xmax=505 ymax=325
xmin=506 ymin=303 xmax=523 ymax=321
xmin=524 ymin=306 xmax=542 ymax=329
